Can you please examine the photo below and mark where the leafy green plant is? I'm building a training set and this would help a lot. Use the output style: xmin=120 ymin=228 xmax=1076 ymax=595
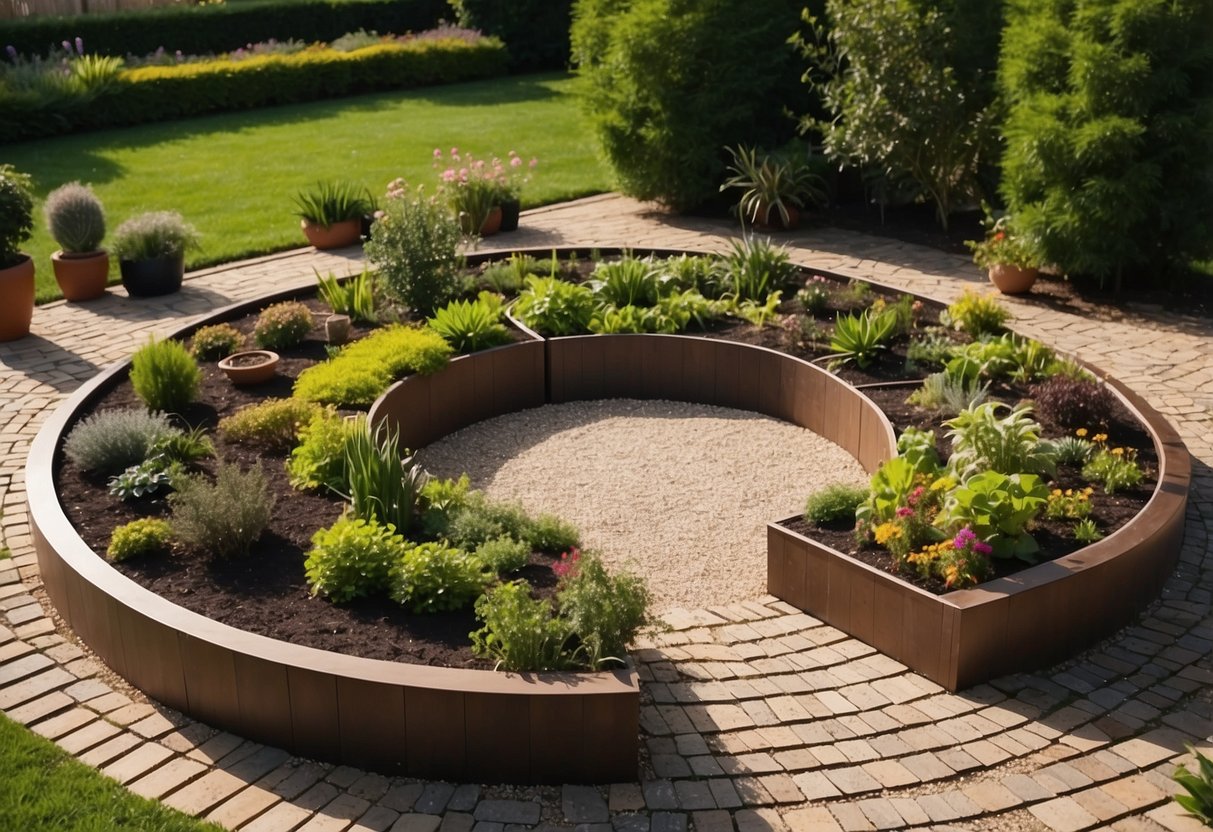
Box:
xmin=219 ymin=398 xmax=320 ymax=453
xmin=287 ymin=410 xmax=362 ymax=493
xmin=937 ymin=470 xmax=1049 ymax=561
xmin=1173 ymin=746 xmax=1213 ymax=826
xmin=907 ymin=372 xmax=989 ymax=416
xmin=389 ymin=541 xmax=490 ymax=613
xmin=829 ymin=308 xmax=897 ymax=369
xmin=589 ymin=256 xmax=664 ymax=307
xmin=557 ymin=551 xmax=650 ymax=668
xmin=906 ymin=330 xmax=957 ymax=369
xmin=0 ymin=164 xmax=34 ymax=267
xmin=856 ymin=454 xmax=940 ymax=531
xmin=942 ymin=289 xmax=1009 ymax=337
xmin=107 ymin=518 xmax=174 ymax=563
xmin=659 ymin=253 xmax=729 ymax=299
xmin=475 ymin=536 xmax=531 ymax=575
xmin=1083 ymin=442 xmax=1145 ymax=495
xmin=305 ymin=516 xmax=405 ymax=603
xmin=446 ymin=494 xmax=535 ymax=551
xmin=944 ymin=336 xmax=1019 ymax=384
xmin=1053 ymin=435 xmax=1095 ymax=466
xmin=720 ymin=144 xmax=827 ymax=228
xmin=107 ymin=455 xmax=178 ymax=501
xmin=44 ymin=181 xmax=105 ymax=254
xmin=344 ymin=422 xmax=428 ymax=533
xmin=169 ymin=461 xmax=275 ymax=559
xmin=803 ymin=483 xmax=868 ymax=526
xmin=252 ymin=301 xmax=314 ymax=349
xmin=1073 ymin=518 xmax=1103 ymax=544
xmin=417 ymin=474 xmax=473 ymax=537
xmin=896 ymin=426 xmax=942 ymax=474
xmin=63 ymin=408 xmax=177 ymax=475
xmin=513 ymin=275 xmax=596 ymax=336
xmin=292 ymin=180 xmax=372 ymax=227
xmin=471 ymin=580 xmax=579 ymax=671
xmin=965 ymin=212 xmax=1042 ymax=269
xmin=731 ymin=292 xmax=783 ymax=329
xmin=129 ymin=337 xmax=201 ymax=413
xmin=365 ymin=184 xmax=464 ymax=316
xmin=529 ymin=513 xmax=580 ymax=553
xmin=316 ymin=269 xmax=376 ymax=323
xmin=428 ymin=293 xmax=510 ymax=353
xmin=945 ymin=402 xmax=1057 ymax=480
xmin=190 ymin=323 xmax=243 ymax=360
xmin=724 ymin=236 xmax=796 ymax=302
xmin=796 ymin=276 xmax=832 ymax=316
xmin=150 ymin=426 xmax=213 ymax=465
xmin=109 ymin=211 xmax=199 ymax=261
xmin=1031 ymin=376 xmax=1118 ymax=430
xmin=293 ymin=325 xmax=451 ymax=407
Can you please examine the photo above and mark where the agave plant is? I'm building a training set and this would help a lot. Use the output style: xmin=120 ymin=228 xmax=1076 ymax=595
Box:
xmin=829 ymin=308 xmax=897 ymax=369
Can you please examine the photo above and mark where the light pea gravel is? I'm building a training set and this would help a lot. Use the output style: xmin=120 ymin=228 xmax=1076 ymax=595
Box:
xmin=415 ymin=399 xmax=869 ymax=613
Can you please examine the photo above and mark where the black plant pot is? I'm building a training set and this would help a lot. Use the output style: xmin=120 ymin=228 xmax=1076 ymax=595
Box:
xmin=119 ymin=252 xmax=184 ymax=298
xmin=499 ymin=198 xmax=521 ymax=232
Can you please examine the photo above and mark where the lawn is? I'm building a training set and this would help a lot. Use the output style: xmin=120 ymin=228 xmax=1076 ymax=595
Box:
xmin=6 ymin=72 xmax=609 ymax=303
xmin=0 ymin=714 xmax=223 ymax=831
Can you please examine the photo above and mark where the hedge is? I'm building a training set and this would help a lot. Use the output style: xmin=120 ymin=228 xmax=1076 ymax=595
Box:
xmin=0 ymin=0 xmax=447 ymax=59
xmin=449 ymin=0 xmax=573 ymax=71
xmin=0 ymin=37 xmax=508 ymax=143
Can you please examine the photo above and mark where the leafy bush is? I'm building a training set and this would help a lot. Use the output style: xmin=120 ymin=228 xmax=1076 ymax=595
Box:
xmin=589 ymin=256 xmax=664 ymax=307
xmin=389 ymin=541 xmax=490 ymax=613
xmin=803 ymin=483 xmax=868 ymax=526
xmin=428 ymin=293 xmax=510 ymax=353
xmin=109 ymin=211 xmax=199 ymax=261
xmin=107 ymin=455 xmax=177 ymax=501
xmin=219 ymin=398 xmax=321 ymax=453
xmin=529 ymin=513 xmax=580 ymax=553
xmin=557 ymin=552 xmax=650 ymax=668
xmin=107 ymin=518 xmax=173 ymax=563
xmin=943 ymin=336 xmax=1019 ymax=384
xmin=305 ymin=516 xmax=405 ymax=603
xmin=472 ymin=581 xmax=579 ymax=671
xmin=446 ymin=495 xmax=535 ymax=550
xmin=293 ymin=325 xmax=451 ymax=407
xmin=513 ymin=276 xmax=596 ymax=336
xmin=571 ymin=0 xmax=807 ymax=210
xmin=945 ymin=402 xmax=1056 ymax=480
xmin=905 ymin=330 xmax=957 ymax=369
xmin=724 ymin=236 xmax=797 ymax=302
xmin=190 ymin=323 xmax=243 ymax=360
xmin=129 ymin=337 xmax=200 ymax=413
xmin=253 ymin=301 xmax=314 ymax=350
xmin=907 ymin=372 xmax=989 ymax=416
xmin=63 ymin=408 xmax=177 ymax=475
xmin=169 ymin=461 xmax=275 ymax=559
xmin=938 ymin=470 xmax=1049 ymax=561
xmin=0 ymin=164 xmax=33 ymax=268
xmin=417 ymin=474 xmax=473 ymax=537
xmin=344 ymin=422 xmax=428 ymax=533
xmin=365 ymin=185 xmax=464 ymax=316
xmin=287 ymin=410 xmax=362 ymax=493
xmin=829 ymin=308 xmax=897 ymax=369
xmin=475 ymin=536 xmax=532 ymax=575
xmin=317 ymin=269 xmax=376 ymax=323
xmin=660 ymin=253 xmax=729 ymax=299
xmin=1030 ymin=375 xmax=1118 ymax=430
xmin=942 ymin=290 xmax=1008 ymax=337
xmin=451 ymin=0 xmax=572 ymax=70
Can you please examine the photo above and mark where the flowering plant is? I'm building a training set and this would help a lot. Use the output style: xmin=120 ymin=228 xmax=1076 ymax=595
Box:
xmin=907 ymin=526 xmax=993 ymax=589
xmin=431 ymin=148 xmax=536 ymax=233
xmin=965 ymin=213 xmax=1041 ymax=270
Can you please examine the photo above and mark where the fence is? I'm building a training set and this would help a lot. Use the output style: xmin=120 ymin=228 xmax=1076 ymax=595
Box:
xmin=0 ymin=0 xmax=181 ymax=20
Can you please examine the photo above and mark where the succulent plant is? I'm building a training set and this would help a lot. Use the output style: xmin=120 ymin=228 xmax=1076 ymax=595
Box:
xmin=44 ymin=181 xmax=106 ymax=254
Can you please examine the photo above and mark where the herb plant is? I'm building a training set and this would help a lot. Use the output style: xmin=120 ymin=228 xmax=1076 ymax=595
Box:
xmin=472 ymin=581 xmax=579 ymax=671
xmin=63 ymin=409 xmax=177 ymax=475
xmin=129 ymin=337 xmax=201 ymax=413
xmin=190 ymin=323 xmax=243 ymax=360
xmin=556 ymin=552 xmax=650 ymax=668
xmin=169 ymin=461 xmax=275 ymax=559
xmin=253 ymin=301 xmax=314 ymax=349
xmin=475 ymin=536 xmax=531 ymax=574
xmin=389 ymin=541 xmax=490 ymax=613
xmin=219 ymin=398 xmax=320 ymax=453
xmin=803 ymin=483 xmax=868 ymax=526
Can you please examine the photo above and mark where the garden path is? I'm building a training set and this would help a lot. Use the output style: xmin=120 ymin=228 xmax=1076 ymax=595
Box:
xmin=1 ymin=193 xmax=1210 ymax=832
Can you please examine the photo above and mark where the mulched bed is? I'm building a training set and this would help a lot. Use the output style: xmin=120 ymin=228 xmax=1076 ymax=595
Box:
xmin=55 ymin=267 xmax=1158 ymax=666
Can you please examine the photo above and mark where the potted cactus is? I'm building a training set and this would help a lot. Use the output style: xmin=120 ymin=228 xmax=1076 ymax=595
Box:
xmin=0 ymin=164 xmax=35 ymax=341
xmin=111 ymin=211 xmax=200 ymax=297
xmin=45 ymin=182 xmax=109 ymax=302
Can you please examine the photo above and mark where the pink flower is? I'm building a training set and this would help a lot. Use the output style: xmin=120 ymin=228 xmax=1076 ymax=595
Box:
xmin=433 ymin=148 xmax=442 ymax=158
xmin=510 ymin=156 xmax=523 ymax=168
xmin=896 ymin=507 xmax=914 ymax=518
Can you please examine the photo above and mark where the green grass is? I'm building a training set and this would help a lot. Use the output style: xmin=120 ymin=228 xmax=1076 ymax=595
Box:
xmin=0 ymin=714 xmax=223 ymax=831
xmin=6 ymin=72 xmax=608 ymax=303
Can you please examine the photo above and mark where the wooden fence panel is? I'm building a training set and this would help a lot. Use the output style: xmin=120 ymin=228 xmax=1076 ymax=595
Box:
xmin=0 ymin=0 xmax=178 ymax=21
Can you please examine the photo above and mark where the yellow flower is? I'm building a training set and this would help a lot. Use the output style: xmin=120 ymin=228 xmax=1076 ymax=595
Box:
xmin=1111 ymin=447 xmax=1125 ymax=456
xmin=1075 ymin=428 xmax=1088 ymax=437
xmin=1052 ymin=488 xmax=1063 ymax=497
xmin=874 ymin=523 xmax=902 ymax=545
xmin=1093 ymin=433 xmax=1108 ymax=443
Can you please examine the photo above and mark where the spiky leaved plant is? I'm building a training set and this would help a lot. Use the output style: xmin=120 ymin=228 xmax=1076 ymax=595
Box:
xmin=44 ymin=181 xmax=106 ymax=253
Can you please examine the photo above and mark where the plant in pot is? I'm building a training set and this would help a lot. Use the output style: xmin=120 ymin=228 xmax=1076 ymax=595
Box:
xmin=111 ymin=211 xmax=200 ymax=298
xmin=432 ymin=148 xmax=506 ymax=238
xmin=966 ymin=211 xmax=1042 ymax=294
xmin=720 ymin=144 xmax=828 ymax=231
xmin=498 ymin=150 xmax=537 ymax=232
xmin=44 ymin=181 xmax=109 ymax=302
xmin=0 ymin=164 xmax=36 ymax=341
xmin=293 ymin=180 xmax=373 ymax=250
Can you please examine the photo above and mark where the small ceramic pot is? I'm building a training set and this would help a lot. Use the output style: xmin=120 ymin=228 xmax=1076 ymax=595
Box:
xmin=988 ymin=264 xmax=1039 ymax=294
xmin=217 ymin=350 xmax=280 ymax=385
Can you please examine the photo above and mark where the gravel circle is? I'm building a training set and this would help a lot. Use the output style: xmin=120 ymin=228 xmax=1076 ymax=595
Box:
xmin=416 ymin=399 xmax=868 ymax=613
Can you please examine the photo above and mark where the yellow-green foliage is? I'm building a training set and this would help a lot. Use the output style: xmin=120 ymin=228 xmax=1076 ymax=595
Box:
xmin=190 ymin=323 xmax=243 ymax=360
xmin=253 ymin=301 xmax=314 ymax=350
xmin=129 ymin=337 xmax=200 ymax=413
xmin=218 ymin=398 xmax=321 ymax=453
xmin=107 ymin=518 xmax=173 ymax=562
xmin=293 ymin=325 xmax=451 ymax=407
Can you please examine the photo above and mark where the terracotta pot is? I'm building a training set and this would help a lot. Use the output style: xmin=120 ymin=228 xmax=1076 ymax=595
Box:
xmin=120 ymin=252 xmax=184 ymax=297
xmin=753 ymin=203 xmax=800 ymax=231
xmin=499 ymin=198 xmax=521 ymax=232
xmin=0 ymin=254 xmax=35 ymax=342
xmin=988 ymin=264 xmax=1039 ymax=294
xmin=480 ymin=206 xmax=503 ymax=237
xmin=51 ymin=250 xmax=109 ymax=302
xmin=325 ymin=313 xmax=351 ymax=345
xmin=217 ymin=350 xmax=280 ymax=385
xmin=301 ymin=219 xmax=362 ymax=250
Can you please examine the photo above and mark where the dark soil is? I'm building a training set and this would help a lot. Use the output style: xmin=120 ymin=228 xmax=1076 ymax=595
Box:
xmin=56 ymin=274 xmax=1158 ymax=666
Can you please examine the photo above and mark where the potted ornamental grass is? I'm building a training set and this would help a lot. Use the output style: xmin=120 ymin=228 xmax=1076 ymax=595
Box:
xmin=966 ymin=211 xmax=1043 ymax=294
xmin=0 ymin=164 xmax=36 ymax=341
xmin=44 ymin=181 xmax=109 ymax=302
xmin=720 ymin=144 xmax=827 ymax=231
xmin=111 ymin=211 xmax=200 ymax=297
xmin=292 ymin=180 xmax=373 ymax=250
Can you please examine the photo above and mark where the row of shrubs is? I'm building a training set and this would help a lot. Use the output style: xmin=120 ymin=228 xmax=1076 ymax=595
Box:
xmin=0 ymin=33 xmax=506 ymax=143
xmin=0 ymin=0 xmax=447 ymax=61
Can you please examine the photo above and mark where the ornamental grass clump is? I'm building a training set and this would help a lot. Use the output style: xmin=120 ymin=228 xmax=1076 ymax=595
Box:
xmin=343 ymin=422 xmax=428 ymax=534
xmin=317 ymin=269 xmax=376 ymax=323
xmin=427 ymin=292 xmax=510 ymax=353
xmin=110 ymin=211 xmax=199 ymax=261
xmin=63 ymin=408 xmax=177 ymax=475
xmin=253 ymin=301 xmax=314 ymax=349
xmin=169 ymin=461 xmax=274 ymax=559
xmin=129 ymin=337 xmax=200 ymax=413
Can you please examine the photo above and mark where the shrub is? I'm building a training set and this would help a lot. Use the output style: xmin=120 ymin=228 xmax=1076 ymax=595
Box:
xmin=109 ymin=211 xmax=199 ymax=261
xmin=253 ymin=301 xmax=314 ymax=349
xmin=906 ymin=330 xmax=957 ymax=369
xmin=475 ymin=536 xmax=531 ymax=575
xmin=190 ymin=323 xmax=243 ymax=360
xmin=169 ymin=461 xmax=275 ymax=558
xmin=317 ymin=269 xmax=376 ymax=323
xmin=829 ymin=308 xmax=897 ymax=369
xmin=724 ymin=236 xmax=796 ymax=302
xmin=451 ymin=0 xmax=572 ymax=70
xmin=107 ymin=518 xmax=173 ymax=563
xmin=513 ymin=276 xmax=596 ymax=336
xmin=570 ymin=0 xmax=807 ymax=211
xmin=660 ymin=253 xmax=729 ymax=299
xmin=365 ymin=185 xmax=463 ymax=316
xmin=529 ymin=513 xmax=581 ymax=554
xmin=389 ymin=541 xmax=490 ymax=613
xmin=471 ymin=581 xmax=579 ymax=671
xmin=293 ymin=325 xmax=451 ymax=407
xmin=0 ymin=164 xmax=33 ymax=268
xmin=803 ymin=483 xmax=868 ymax=526
xmin=557 ymin=552 xmax=650 ymax=668
xmin=446 ymin=495 xmax=534 ymax=550
xmin=305 ymin=516 xmax=404 ymax=602
xmin=219 ymin=398 xmax=320 ymax=453
xmin=427 ymin=293 xmax=510 ymax=353
xmin=344 ymin=422 xmax=428 ymax=533
xmin=43 ymin=181 xmax=105 ymax=253
xmin=287 ymin=410 xmax=362 ymax=493
xmin=1030 ymin=376 xmax=1118 ymax=430
xmin=417 ymin=474 xmax=473 ymax=537
xmin=942 ymin=290 xmax=1009 ymax=337
xmin=129 ymin=337 xmax=200 ymax=413
xmin=945 ymin=402 xmax=1056 ymax=480
xmin=63 ymin=408 xmax=176 ymax=475
xmin=938 ymin=470 xmax=1049 ymax=561
xmin=589 ymin=256 xmax=664 ymax=307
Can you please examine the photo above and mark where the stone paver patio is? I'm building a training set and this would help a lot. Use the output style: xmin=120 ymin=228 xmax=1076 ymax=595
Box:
xmin=1 ymin=194 xmax=1211 ymax=832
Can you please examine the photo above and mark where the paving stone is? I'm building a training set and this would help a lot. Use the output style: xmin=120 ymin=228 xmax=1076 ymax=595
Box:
xmin=0 ymin=666 xmax=74 ymax=709
xmin=381 ymin=783 xmax=425 ymax=813
xmin=1071 ymin=786 xmax=1130 ymax=823
xmin=77 ymin=732 xmax=142 ymax=768
xmin=163 ymin=767 xmax=261 ymax=815
xmin=886 ymin=797 xmax=930 ymax=827
xmin=612 ymin=815 xmax=650 ymax=832
xmin=127 ymin=756 xmax=210 ymax=800
xmin=651 ymin=812 xmax=687 ymax=832
xmin=1027 ymin=796 xmax=1100 ymax=832
xmin=299 ymin=793 xmax=372 ymax=831
xmin=914 ymin=794 xmax=962 ymax=824
xmin=1101 ymin=774 xmax=1170 ymax=811
xmin=448 ymin=784 xmax=480 ymax=813
xmin=609 ymin=783 xmax=645 ymax=812
xmin=473 ymin=800 xmax=541 ymax=825
xmin=206 ymin=785 xmax=283 ymax=829
xmin=781 ymin=807 xmax=842 ymax=832
xmin=564 ymin=785 xmax=609 ymax=823
xmin=240 ymin=800 xmax=315 ymax=832
xmin=1114 ymin=728 xmax=1189 ymax=768
xmin=855 ymin=798 xmax=903 ymax=831
xmin=734 ymin=808 xmax=788 ymax=832
xmin=101 ymin=741 xmax=175 ymax=784
xmin=825 ymin=804 xmax=874 ymax=832
xmin=824 ymin=766 xmax=881 ymax=796
xmin=29 ymin=706 xmax=94 ymax=740
xmin=6 ymin=689 xmax=72 ymax=725
xmin=791 ymin=772 xmax=842 ymax=801
xmin=691 ymin=810 xmax=734 ymax=832
xmin=962 ymin=781 xmax=1021 ymax=813
xmin=643 ymin=780 xmax=678 ymax=810
xmin=353 ymin=806 xmax=402 ymax=832
xmin=673 ymin=780 xmax=715 ymax=810
xmin=1002 ymin=773 xmax=1057 ymax=803
xmin=415 ymin=782 xmax=456 ymax=814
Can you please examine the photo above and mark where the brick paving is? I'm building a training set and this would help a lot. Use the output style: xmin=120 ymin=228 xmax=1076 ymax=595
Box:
xmin=1 ymin=193 xmax=1211 ymax=831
